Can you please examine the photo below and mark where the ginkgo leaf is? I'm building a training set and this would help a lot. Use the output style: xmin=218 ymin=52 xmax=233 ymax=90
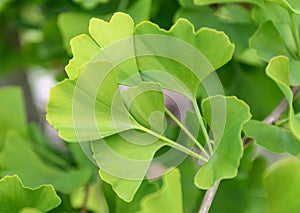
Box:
xmin=138 ymin=168 xmax=183 ymax=213
xmin=194 ymin=96 xmax=251 ymax=189
xmin=135 ymin=18 xmax=234 ymax=98
xmin=243 ymin=120 xmax=300 ymax=155
xmin=176 ymin=2 xmax=257 ymax=61
xmin=266 ymin=56 xmax=300 ymax=139
xmin=0 ymin=175 xmax=61 ymax=212
xmin=91 ymin=82 xmax=168 ymax=202
xmin=47 ymin=61 xmax=135 ymax=142
xmin=92 ymin=131 xmax=166 ymax=202
xmin=250 ymin=2 xmax=297 ymax=59
xmin=121 ymin=82 xmax=165 ymax=133
xmin=89 ymin=12 xmax=140 ymax=83
xmin=65 ymin=12 xmax=140 ymax=83
xmin=65 ymin=34 xmax=100 ymax=79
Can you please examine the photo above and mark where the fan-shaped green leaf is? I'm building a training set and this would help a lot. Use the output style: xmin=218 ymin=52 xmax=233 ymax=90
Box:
xmin=89 ymin=12 xmax=140 ymax=83
xmin=47 ymin=61 xmax=134 ymax=142
xmin=194 ymin=96 xmax=251 ymax=189
xmin=138 ymin=168 xmax=183 ymax=213
xmin=176 ymin=3 xmax=257 ymax=61
xmin=65 ymin=34 xmax=100 ymax=79
xmin=91 ymin=82 xmax=167 ymax=201
xmin=92 ymin=131 xmax=165 ymax=202
xmin=135 ymin=18 xmax=234 ymax=98
xmin=65 ymin=12 xmax=140 ymax=82
xmin=0 ymin=175 xmax=61 ymax=212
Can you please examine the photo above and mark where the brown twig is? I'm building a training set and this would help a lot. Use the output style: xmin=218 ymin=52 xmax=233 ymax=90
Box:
xmin=198 ymin=181 xmax=220 ymax=213
xmin=263 ymin=86 xmax=300 ymax=124
xmin=198 ymin=85 xmax=300 ymax=213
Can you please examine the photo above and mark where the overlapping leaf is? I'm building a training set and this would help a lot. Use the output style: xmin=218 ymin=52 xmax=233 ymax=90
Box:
xmin=194 ymin=96 xmax=251 ymax=189
xmin=47 ymin=61 xmax=136 ymax=142
xmin=91 ymin=83 xmax=167 ymax=202
xmin=65 ymin=12 xmax=139 ymax=82
xmin=0 ymin=175 xmax=61 ymax=212
xmin=64 ymin=12 xmax=234 ymax=97
xmin=265 ymin=56 xmax=300 ymax=139
xmin=135 ymin=18 xmax=234 ymax=99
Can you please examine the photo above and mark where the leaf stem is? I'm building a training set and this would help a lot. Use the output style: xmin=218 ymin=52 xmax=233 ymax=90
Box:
xmin=138 ymin=125 xmax=209 ymax=162
xmin=165 ymin=108 xmax=210 ymax=159
xmin=192 ymin=100 xmax=214 ymax=155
